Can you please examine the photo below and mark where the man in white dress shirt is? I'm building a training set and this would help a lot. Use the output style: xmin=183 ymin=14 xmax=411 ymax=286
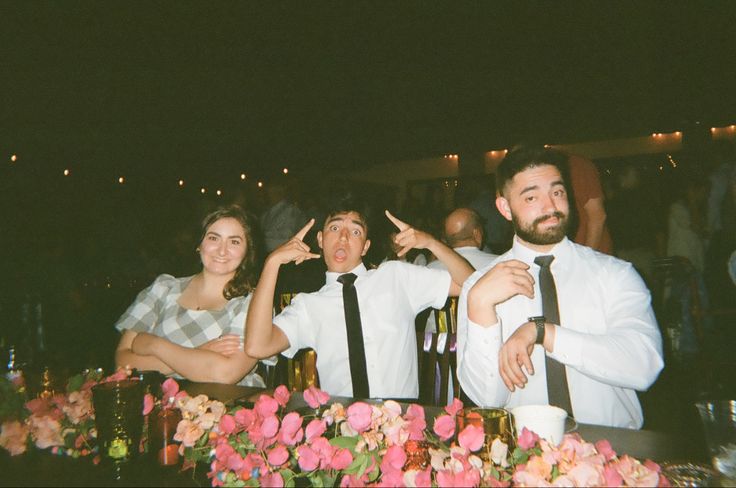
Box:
xmin=457 ymin=146 xmax=663 ymax=429
xmin=246 ymin=193 xmax=473 ymax=399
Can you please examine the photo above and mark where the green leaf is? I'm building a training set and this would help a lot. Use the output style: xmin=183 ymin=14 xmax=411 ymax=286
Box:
xmin=344 ymin=452 xmax=369 ymax=475
xmin=511 ymin=447 xmax=529 ymax=465
xmin=551 ymin=464 xmax=560 ymax=479
xmin=329 ymin=436 xmax=359 ymax=450
xmin=66 ymin=374 xmax=84 ymax=393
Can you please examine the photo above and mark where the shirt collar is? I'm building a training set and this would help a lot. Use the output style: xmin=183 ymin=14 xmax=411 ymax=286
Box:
xmin=512 ymin=235 xmax=572 ymax=268
xmin=325 ymin=262 xmax=367 ymax=285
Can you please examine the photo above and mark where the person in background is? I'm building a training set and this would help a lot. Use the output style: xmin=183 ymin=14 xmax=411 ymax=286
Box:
xmin=457 ymin=146 xmax=663 ymax=429
xmin=425 ymin=207 xmax=497 ymax=332
xmin=567 ymin=153 xmax=613 ymax=254
xmin=261 ymin=181 xmax=306 ymax=253
xmin=245 ymin=191 xmax=473 ymax=399
xmin=115 ymin=205 xmax=267 ymax=386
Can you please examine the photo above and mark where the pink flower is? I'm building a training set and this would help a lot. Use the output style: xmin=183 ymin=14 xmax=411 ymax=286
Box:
xmin=330 ymin=448 xmax=353 ymax=470
xmin=644 ymin=459 xmax=661 ymax=473
xmin=28 ymin=415 xmax=63 ymax=449
xmin=382 ymin=417 xmax=409 ymax=446
xmin=103 ymin=368 xmax=130 ymax=383
xmin=458 ymin=424 xmax=484 ymax=452
xmin=234 ymin=408 xmax=255 ymax=428
xmin=382 ymin=400 xmax=403 ymax=420
xmin=305 ymin=419 xmax=327 ymax=442
xmin=404 ymin=467 xmax=432 ymax=488
xmin=0 ymin=420 xmax=29 ymax=456
xmin=595 ymin=438 xmax=617 ymax=461
xmin=273 ymin=385 xmax=290 ymax=407
xmin=161 ymin=378 xmax=179 ymax=403
xmin=303 ymin=385 xmax=330 ymax=409
xmin=517 ymin=427 xmax=540 ymax=450
xmin=404 ymin=404 xmax=427 ymax=441
xmin=490 ymin=437 xmax=509 ymax=467
xmin=613 ymin=455 xmax=660 ymax=487
xmin=267 ymin=444 xmax=289 ymax=467
xmin=219 ymin=414 xmax=236 ymax=435
xmin=260 ymin=471 xmax=284 ymax=487
xmin=261 ymin=414 xmax=280 ymax=438
xmin=436 ymin=468 xmax=481 ymax=487
xmin=603 ymin=465 xmax=624 ymax=486
xmin=277 ymin=412 xmax=304 ymax=446
xmin=142 ymin=393 xmax=154 ymax=416
xmin=433 ymin=414 xmax=456 ymax=441
xmin=512 ymin=469 xmax=551 ymax=487
xmin=340 ymin=474 xmax=368 ymax=487
xmin=296 ymin=444 xmax=320 ymax=471
xmin=255 ymin=395 xmax=280 ymax=418
xmin=568 ymin=461 xmax=605 ymax=486
xmin=226 ymin=452 xmax=245 ymax=472
xmin=63 ymin=390 xmax=94 ymax=424
xmin=347 ymin=402 xmax=373 ymax=433
xmin=445 ymin=398 xmax=463 ymax=417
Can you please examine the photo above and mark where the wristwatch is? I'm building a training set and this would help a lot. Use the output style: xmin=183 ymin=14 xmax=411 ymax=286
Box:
xmin=528 ymin=316 xmax=546 ymax=345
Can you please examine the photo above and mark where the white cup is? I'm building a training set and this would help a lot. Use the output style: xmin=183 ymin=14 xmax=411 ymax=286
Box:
xmin=511 ymin=404 xmax=567 ymax=446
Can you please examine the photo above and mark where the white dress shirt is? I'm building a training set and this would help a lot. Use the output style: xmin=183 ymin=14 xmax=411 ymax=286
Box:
xmin=457 ymin=237 xmax=663 ymax=429
xmin=274 ymin=261 xmax=451 ymax=398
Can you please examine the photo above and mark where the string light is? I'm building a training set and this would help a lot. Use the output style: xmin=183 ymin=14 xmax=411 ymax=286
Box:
xmin=240 ymin=173 xmax=246 ymax=180
xmin=10 ymin=154 xmax=17 ymax=162
xmin=63 ymin=169 xmax=70 ymax=176
xmin=667 ymin=154 xmax=678 ymax=168
xmin=216 ymin=189 xmax=222 ymax=196
xmin=257 ymin=181 xmax=263 ymax=188
xmin=200 ymin=187 xmax=206 ymax=194
xmin=178 ymin=179 xmax=184 ymax=187
xmin=118 ymin=176 xmax=125 ymax=184
xmin=282 ymin=168 xmax=289 ymax=174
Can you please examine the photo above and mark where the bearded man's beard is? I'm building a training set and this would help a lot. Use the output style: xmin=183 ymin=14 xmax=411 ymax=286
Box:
xmin=512 ymin=211 xmax=569 ymax=245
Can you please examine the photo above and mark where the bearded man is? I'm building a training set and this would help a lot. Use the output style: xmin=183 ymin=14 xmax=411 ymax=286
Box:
xmin=456 ymin=146 xmax=663 ymax=429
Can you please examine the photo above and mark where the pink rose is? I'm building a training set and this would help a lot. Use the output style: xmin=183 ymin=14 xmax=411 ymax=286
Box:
xmin=305 ymin=419 xmax=327 ymax=442
xmin=433 ymin=414 xmax=456 ymax=441
xmin=142 ymin=393 xmax=154 ymax=416
xmin=296 ymin=444 xmax=320 ymax=471
xmin=219 ymin=414 xmax=236 ymax=435
xmin=517 ymin=427 xmax=540 ymax=450
xmin=330 ymin=448 xmax=353 ymax=470
xmin=267 ymin=444 xmax=289 ymax=467
xmin=404 ymin=404 xmax=427 ymax=441
xmin=255 ymin=395 xmax=279 ymax=418
xmin=303 ymin=385 xmax=330 ymax=409
xmin=347 ymin=402 xmax=373 ymax=433
xmin=260 ymin=471 xmax=284 ymax=487
xmin=277 ymin=412 xmax=304 ymax=446
xmin=445 ymin=398 xmax=463 ymax=417
xmin=0 ymin=420 xmax=29 ymax=456
xmin=458 ymin=424 xmax=484 ymax=452
xmin=273 ymin=385 xmax=290 ymax=407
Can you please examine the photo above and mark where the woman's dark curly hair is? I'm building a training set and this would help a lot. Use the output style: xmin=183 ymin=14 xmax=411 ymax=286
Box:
xmin=199 ymin=205 xmax=258 ymax=299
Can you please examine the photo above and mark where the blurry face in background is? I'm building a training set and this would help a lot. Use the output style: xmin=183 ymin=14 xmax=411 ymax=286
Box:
xmin=496 ymin=164 xmax=570 ymax=250
xmin=317 ymin=212 xmax=371 ymax=273
xmin=199 ymin=217 xmax=247 ymax=277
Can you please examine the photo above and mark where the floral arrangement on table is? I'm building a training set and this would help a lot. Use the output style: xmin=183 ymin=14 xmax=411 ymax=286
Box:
xmin=171 ymin=383 xmax=671 ymax=487
xmin=0 ymin=368 xmax=144 ymax=459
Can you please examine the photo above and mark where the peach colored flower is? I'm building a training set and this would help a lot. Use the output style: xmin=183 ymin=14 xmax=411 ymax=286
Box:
xmin=322 ymin=402 xmax=347 ymax=425
xmin=513 ymin=469 xmax=552 ymax=487
xmin=381 ymin=400 xmax=403 ymax=421
xmin=173 ymin=418 xmax=205 ymax=447
xmin=524 ymin=455 xmax=553 ymax=479
xmin=613 ymin=455 xmax=660 ymax=487
xmin=490 ymin=437 xmax=509 ymax=468
xmin=382 ymin=416 xmax=409 ymax=446
xmin=62 ymin=390 xmax=93 ymax=425
xmin=29 ymin=415 xmax=64 ymax=449
xmin=0 ymin=420 xmax=29 ymax=456
xmin=356 ymin=429 xmax=384 ymax=452
xmin=566 ymin=460 xmax=604 ymax=486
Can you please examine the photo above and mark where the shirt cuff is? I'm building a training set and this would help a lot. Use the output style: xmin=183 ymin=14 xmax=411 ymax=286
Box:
xmin=548 ymin=325 xmax=584 ymax=368
xmin=467 ymin=319 xmax=502 ymax=349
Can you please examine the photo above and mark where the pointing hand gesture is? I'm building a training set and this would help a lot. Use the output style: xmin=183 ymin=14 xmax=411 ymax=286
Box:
xmin=269 ymin=219 xmax=321 ymax=266
xmin=385 ymin=210 xmax=433 ymax=257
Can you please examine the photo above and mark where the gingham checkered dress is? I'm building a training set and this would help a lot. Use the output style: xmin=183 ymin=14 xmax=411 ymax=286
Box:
xmin=115 ymin=274 xmax=264 ymax=387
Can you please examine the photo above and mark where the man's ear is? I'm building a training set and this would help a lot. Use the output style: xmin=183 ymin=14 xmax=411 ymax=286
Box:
xmin=496 ymin=196 xmax=513 ymax=222
xmin=472 ymin=228 xmax=483 ymax=247
xmin=361 ymin=239 xmax=371 ymax=256
xmin=317 ymin=231 xmax=323 ymax=249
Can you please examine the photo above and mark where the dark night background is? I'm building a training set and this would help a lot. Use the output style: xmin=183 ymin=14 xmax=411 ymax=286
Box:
xmin=0 ymin=2 xmax=735 ymax=436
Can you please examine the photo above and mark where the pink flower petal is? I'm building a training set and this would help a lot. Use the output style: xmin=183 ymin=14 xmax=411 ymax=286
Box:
xmin=260 ymin=471 xmax=284 ymax=488
xmin=305 ymin=419 xmax=327 ymax=442
xmin=161 ymin=378 xmax=180 ymax=402
xmin=330 ymin=448 xmax=353 ymax=471
xmin=595 ymin=438 xmax=617 ymax=461
xmin=219 ymin=414 xmax=236 ymax=435
xmin=432 ymin=414 xmax=456 ymax=441
xmin=255 ymin=395 xmax=279 ymax=418
xmin=296 ymin=444 xmax=320 ymax=471
xmin=142 ymin=394 xmax=154 ymax=415
xmin=303 ymin=386 xmax=330 ymax=409
xmin=458 ymin=424 xmax=485 ymax=452
xmin=444 ymin=398 xmax=464 ymax=417
xmin=347 ymin=402 xmax=373 ymax=433
xmin=267 ymin=445 xmax=289 ymax=467
xmin=273 ymin=385 xmax=291 ymax=407
xmin=517 ymin=427 xmax=540 ymax=450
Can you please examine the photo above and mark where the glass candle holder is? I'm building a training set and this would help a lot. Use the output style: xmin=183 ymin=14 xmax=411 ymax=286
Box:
xmin=91 ymin=379 xmax=144 ymax=464
xmin=150 ymin=401 xmax=182 ymax=466
xmin=456 ymin=407 xmax=514 ymax=461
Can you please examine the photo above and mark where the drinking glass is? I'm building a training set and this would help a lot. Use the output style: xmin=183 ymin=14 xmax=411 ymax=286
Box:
xmin=92 ymin=379 xmax=145 ymax=465
xmin=695 ymin=399 xmax=736 ymax=483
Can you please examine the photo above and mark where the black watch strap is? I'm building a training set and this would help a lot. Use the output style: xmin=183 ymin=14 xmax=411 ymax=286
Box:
xmin=529 ymin=316 xmax=546 ymax=345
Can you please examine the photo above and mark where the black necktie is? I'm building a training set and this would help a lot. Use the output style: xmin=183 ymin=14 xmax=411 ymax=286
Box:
xmin=534 ymin=255 xmax=573 ymax=416
xmin=337 ymin=273 xmax=370 ymax=398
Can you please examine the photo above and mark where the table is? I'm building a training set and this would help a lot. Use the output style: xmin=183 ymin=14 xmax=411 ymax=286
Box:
xmin=0 ymin=383 xmax=707 ymax=486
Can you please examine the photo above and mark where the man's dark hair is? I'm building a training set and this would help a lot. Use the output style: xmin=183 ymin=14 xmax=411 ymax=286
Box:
xmin=323 ymin=190 xmax=370 ymax=236
xmin=496 ymin=145 xmax=570 ymax=197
